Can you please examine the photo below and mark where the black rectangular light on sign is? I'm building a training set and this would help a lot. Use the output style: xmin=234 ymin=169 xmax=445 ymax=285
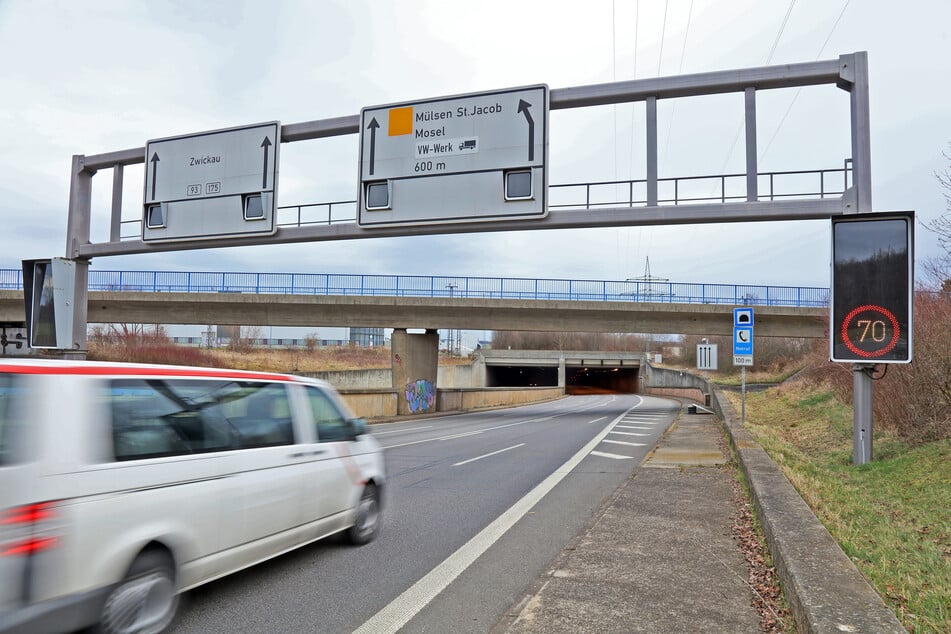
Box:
xmin=830 ymin=211 xmax=914 ymax=363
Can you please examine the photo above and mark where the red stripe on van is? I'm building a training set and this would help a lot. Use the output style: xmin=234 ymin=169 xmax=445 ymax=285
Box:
xmin=0 ymin=364 xmax=296 ymax=382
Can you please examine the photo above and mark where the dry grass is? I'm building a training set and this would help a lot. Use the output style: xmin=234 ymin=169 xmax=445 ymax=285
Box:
xmin=88 ymin=340 xmax=472 ymax=373
xmin=729 ymin=384 xmax=950 ymax=632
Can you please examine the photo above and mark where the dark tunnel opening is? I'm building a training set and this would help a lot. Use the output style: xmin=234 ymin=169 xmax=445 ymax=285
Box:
xmin=566 ymin=367 xmax=639 ymax=395
xmin=486 ymin=366 xmax=558 ymax=388
xmin=485 ymin=365 xmax=639 ymax=394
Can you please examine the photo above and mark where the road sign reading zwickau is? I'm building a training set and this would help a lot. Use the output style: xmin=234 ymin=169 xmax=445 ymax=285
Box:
xmin=143 ymin=121 xmax=280 ymax=242
xmin=358 ymin=85 xmax=548 ymax=227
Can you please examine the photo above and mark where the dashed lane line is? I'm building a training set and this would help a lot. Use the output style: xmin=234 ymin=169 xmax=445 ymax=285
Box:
xmin=590 ymin=450 xmax=635 ymax=460
xmin=453 ymin=444 xmax=525 ymax=467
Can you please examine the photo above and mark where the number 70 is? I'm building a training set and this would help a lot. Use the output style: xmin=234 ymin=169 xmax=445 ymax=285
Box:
xmin=856 ymin=319 xmax=887 ymax=343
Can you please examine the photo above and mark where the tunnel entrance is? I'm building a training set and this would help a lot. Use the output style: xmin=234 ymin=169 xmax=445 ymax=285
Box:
xmin=484 ymin=363 xmax=639 ymax=394
xmin=566 ymin=366 xmax=639 ymax=395
xmin=486 ymin=365 xmax=558 ymax=388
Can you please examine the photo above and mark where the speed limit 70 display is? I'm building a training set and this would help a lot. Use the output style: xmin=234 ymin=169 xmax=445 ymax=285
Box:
xmin=831 ymin=212 xmax=914 ymax=363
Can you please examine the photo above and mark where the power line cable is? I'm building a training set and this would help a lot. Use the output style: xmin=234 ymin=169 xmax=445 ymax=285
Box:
xmin=759 ymin=0 xmax=851 ymax=162
xmin=657 ymin=0 xmax=670 ymax=76
xmin=661 ymin=0 xmax=695 ymax=173
xmin=718 ymin=0 xmax=797 ymax=175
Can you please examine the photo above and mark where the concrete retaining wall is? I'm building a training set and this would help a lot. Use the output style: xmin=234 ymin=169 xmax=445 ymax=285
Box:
xmin=642 ymin=363 xmax=710 ymax=404
xmin=338 ymin=390 xmax=400 ymax=418
xmin=644 ymin=386 xmax=706 ymax=403
xmin=699 ymin=377 xmax=905 ymax=633
xmin=305 ymin=369 xmax=392 ymax=389
xmin=438 ymin=387 xmax=563 ymax=412
xmin=305 ymin=362 xmax=482 ymax=390
xmin=338 ymin=386 xmax=563 ymax=420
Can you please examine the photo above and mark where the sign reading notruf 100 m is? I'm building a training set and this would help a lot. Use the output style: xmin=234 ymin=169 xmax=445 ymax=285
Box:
xmin=358 ymin=85 xmax=548 ymax=227
xmin=831 ymin=211 xmax=914 ymax=364
xmin=143 ymin=121 xmax=280 ymax=242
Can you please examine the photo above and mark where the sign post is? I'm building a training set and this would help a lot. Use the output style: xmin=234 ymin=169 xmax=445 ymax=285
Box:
xmin=733 ymin=308 xmax=754 ymax=425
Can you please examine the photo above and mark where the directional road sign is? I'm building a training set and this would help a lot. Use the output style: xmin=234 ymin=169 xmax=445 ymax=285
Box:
xmin=143 ymin=121 xmax=280 ymax=242
xmin=358 ymin=85 xmax=548 ymax=227
xmin=697 ymin=343 xmax=718 ymax=370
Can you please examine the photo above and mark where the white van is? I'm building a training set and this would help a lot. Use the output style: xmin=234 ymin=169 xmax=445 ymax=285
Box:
xmin=0 ymin=359 xmax=385 ymax=633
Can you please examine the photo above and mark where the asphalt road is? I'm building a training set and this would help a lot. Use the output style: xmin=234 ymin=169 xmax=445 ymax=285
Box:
xmin=170 ymin=394 xmax=680 ymax=633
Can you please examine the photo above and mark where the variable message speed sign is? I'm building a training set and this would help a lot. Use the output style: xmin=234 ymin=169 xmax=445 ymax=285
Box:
xmin=143 ymin=121 xmax=280 ymax=242
xmin=358 ymin=85 xmax=548 ymax=227
xmin=831 ymin=211 xmax=914 ymax=363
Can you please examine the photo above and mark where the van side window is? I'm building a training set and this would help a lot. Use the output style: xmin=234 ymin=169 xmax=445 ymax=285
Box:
xmin=0 ymin=375 xmax=23 ymax=466
xmin=305 ymin=386 xmax=351 ymax=443
xmin=109 ymin=379 xmax=295 ymax=461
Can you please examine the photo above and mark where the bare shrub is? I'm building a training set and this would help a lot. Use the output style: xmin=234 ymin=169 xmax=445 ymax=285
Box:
xmin=873 ymin=292 xmax=951 ymax=443
xmin=801 ymin=292 xmax=951 ymax=445
xmin=227 ymin=326 xmax=262 ymax=354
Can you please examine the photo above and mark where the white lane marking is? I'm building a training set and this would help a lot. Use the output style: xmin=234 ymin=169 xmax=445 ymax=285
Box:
xmin=587 ymin=416 xmax=607 ymax=425
xmin=382 ymin=398 xmax=641 ymax=450
xmin=354 ymin=403 xmax=641 ymax=634
xmin=602 ymin=439 xmax=647 ymax=447
xmin=453 ymin=443 xmax=526 ymax=467
xmin=371 ymin=425 xmax=434 ymax=436
xmin=616 ymin=424 xmax=655 ymax=430
xmin=610 ymin=431 xmax=650 ymax=437
xmin=440 ymin=430 xmax=484 ymax=440
xmin=591 ymin=450 xmax=634 ymax=460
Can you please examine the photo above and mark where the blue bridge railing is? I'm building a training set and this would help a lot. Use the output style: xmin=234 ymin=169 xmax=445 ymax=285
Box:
xmin=0 ymin=269 xmax=830 ymax=307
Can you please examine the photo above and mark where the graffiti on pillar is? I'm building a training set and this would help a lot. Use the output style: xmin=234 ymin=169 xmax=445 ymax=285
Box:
xmin=405 ymin=379 xmax=436 ymax=413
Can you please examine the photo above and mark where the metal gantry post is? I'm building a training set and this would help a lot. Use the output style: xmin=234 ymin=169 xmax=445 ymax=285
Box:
xmin=845 ymin=52 xmax=876 ymax=466
xmin=64 ymin=154 xmax=93 ymax=360
xmin=646 ymin=97 xmax=658 ymax=206
xmin=745 ymin=87 xmax=758 ymax=202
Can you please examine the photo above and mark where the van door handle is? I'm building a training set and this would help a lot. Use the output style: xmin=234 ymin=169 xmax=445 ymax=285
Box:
xmin=289 ymin=450 xmax=327 ymax=458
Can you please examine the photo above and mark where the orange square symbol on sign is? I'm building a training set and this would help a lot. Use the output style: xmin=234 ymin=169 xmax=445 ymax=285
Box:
xmin=388 ymin=107 xmax=413 ymax=136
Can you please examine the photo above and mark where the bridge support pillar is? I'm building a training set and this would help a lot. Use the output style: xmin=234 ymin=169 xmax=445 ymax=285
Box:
xmin=558 ymin=356 xmax=566 ymax=388
xmin=392 ymin=328 xmax=439 ymax=416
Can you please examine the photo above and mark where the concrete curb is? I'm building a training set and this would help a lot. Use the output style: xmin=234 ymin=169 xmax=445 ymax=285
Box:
xmin=711 ymin=388 xmax=905 ymax=634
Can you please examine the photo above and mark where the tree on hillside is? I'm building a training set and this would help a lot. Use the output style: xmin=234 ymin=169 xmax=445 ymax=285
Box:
xmin=926 ymin=145 xmax=951 ymax=290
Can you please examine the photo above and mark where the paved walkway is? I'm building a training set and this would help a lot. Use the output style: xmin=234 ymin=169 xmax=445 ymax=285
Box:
xmin=498 ymin=410 xmax=763 ymax=633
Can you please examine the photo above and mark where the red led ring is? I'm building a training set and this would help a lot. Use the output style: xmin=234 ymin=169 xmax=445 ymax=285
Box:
xmin=840 ymin=304 xmax=900 ymax=358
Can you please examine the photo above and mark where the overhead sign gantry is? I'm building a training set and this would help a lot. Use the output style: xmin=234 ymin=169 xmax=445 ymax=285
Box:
xmin=357 ymin=85 xmax=548 ymax=227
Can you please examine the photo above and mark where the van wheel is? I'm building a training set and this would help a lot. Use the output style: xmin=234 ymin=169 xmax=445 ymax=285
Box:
xmin=97 ymin=550 xmax=178 ymax=634
xmin=346 ymin=484 xmax=381 ymax=545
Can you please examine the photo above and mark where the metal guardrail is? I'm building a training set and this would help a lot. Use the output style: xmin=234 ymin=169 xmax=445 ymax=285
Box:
xmin=548 ymin=161 xmax=852 ymax=210
xmin=0 ymin=269 xmax=830 ymax=307
xmin=113 ymin=165 xmax=851 ymax=238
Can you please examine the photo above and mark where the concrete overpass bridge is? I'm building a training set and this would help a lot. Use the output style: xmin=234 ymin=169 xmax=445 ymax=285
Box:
xmin=0 ymin=269 xmax=827 ymax=338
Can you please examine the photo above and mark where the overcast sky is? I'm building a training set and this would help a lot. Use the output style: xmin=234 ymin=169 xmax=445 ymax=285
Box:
xmin=1 ymin=0 xmax=949 ymax=293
